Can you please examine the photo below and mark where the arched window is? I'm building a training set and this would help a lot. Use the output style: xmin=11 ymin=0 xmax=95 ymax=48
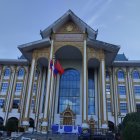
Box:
xmin=88 ymin=69 xmax=95 ymax=115
xmin=117 ymin=70 xmax=125 ymax=79
xmin=58 ymin=69 xmax=80 ymax=114
xmin=4 ymin=68 xmax=11 ymax=77
xmin=132 ymin=70 xmax=140 ymax=79
xmin=35 ymin=69 xmax=39 ymax=78
xmin=106 ymin=71 xmax=110 ymax=79
xmin=17 ymin=68 xmax=24 ymax=77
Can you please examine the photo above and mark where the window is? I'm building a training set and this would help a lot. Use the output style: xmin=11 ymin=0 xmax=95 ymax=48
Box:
xmin=58 ymin=69 xmax=80 ymax=114
xmin=15 ymin=83 xmax=23 ymax=93
xmin=106 ymin=84 xmax=110 ymax=94
xmin=31 ymin=100 xmax=35 ymax=110
xmin=120 ymin=103 xmax=127 ymax=113
xmin=132 ymin=71 xmax=140 ymax=79
xmin=12 ymin=99 xmax=20 ymax=109
xmin=118 ymin=70 xmax=125 ymax=79
xmin=1 ymin=83 xmax=9 ymax=92
xmin=17 ymin=68 xmax=24 ymax=77
xmin=88 ymin=69 xmax=95 ymax=115
xmin=32 ymin=83 xmax=37 ymax=93
xmin=118 ymin=85 xmax=126 ymax=95
xmin=106 ymin=71 xmax=110 ymax=79
xmin=134 ymin=86 xmax=140 ymax=95
xmin=136 ymin=104 xmax=140 ymax=112
xmin=107 ymin=102 xmax=111 ymax=112
xmin=0 ymin=99 xmax=4 ymax=108
xmin=4 ymin=68 xmax=11 ymax=77
xmin=35 ymin=70 xmax=39 ymax=78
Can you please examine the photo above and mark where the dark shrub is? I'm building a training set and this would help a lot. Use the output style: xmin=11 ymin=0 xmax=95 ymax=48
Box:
xmin=120 ymin=112 xmax=140 ymax=140
xmin=122 ymin=122 xmax=140 ymax=140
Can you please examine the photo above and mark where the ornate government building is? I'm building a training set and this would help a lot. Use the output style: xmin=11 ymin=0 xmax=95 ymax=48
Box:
xmin=0 ymin=10 xmax=140 ymax=133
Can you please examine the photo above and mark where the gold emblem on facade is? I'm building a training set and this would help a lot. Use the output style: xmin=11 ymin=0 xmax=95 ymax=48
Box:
xmin=66 ymin=24 xmax=73 ymax=32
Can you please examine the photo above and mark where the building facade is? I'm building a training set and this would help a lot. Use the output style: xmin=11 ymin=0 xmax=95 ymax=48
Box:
xmin=0 ymin=10 xmax=140 ymax=133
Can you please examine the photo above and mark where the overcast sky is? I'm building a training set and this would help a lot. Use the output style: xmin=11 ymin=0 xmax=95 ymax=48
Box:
xmin=0 ymin=0 xmax=140 ymax=60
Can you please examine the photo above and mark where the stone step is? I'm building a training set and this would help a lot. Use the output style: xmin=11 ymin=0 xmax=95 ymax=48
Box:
xmin=47 ymin=134 xmax=78 ymax=140
xmin=16 ymin=133 xmax=78 ymax=140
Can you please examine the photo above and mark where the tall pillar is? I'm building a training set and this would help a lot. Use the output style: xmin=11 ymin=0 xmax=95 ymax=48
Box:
xmin=22 ymin=57 xmax=36 ymax=130
xmin=97 ymin=70 xmax=101 ymax=128
xmin=94 ymin=69 xmax=98 ymax=126
xmin=34 ymin=68 xmax=42 ymax=131
xmin=20 ymin=67 xmax=29 ymax=126
xmin=125 ymin=69 xmax=131 ymax=113
xmin=39 ymin=68 xmax=47 ymax=115
xmin=48 ymin=60 xmax=55 ymax=128
xmin=41 ymin=40 xmax=54 ymax=133
xmin=100 ymin=58 xmax=108 ymax=128
xmin=110 ymin=69 xmax=115 ymax=124
xmin=9 ymin=67 xmax=18 ymax=112
xmin=37 ymin=68 xmax=46 ymax=131
xmin=4 ymin=67 xmax=16 ymax=125
xmin=128 ymin=71 xmax=135 ymax=112
xmin=83 ymin=39 xmax=88 ymax=122
xmin=50 ymin=74 xmax=57 ymax=127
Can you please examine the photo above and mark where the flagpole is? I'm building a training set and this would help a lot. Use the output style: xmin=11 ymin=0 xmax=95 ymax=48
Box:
xmin=48 ymin=55 xmax=55 ymax=129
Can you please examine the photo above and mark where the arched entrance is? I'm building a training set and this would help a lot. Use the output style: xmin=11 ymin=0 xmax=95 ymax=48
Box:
xmin=108 ymin=121 xmax=114 ymax=131
xmin=6 ymin=117 xmax=19 ymax=132
xmin=55 ymin=45 xmax=82 ymax=124
xmin=29 ymin=118 xmax=34 ymax=128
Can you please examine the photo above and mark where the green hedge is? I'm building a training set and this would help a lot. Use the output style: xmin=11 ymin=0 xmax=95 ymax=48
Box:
xmin=122 ymin=122 xmax=140 ymax=140
xmin=120 ymin=112 xmax=140 ymax=140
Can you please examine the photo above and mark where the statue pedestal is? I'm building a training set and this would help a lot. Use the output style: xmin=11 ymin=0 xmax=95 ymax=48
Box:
xmin=102 ymin=123 xmax=108 ymax=129
xmin=22 ymin=121 xmax=29 ymax=132
xmin=41 ymin=121 xmax=48 ymax=134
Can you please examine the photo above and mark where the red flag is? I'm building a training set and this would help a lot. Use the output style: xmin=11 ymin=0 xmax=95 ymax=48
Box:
xmin=55 ymin=60 xmax=64 ymax=75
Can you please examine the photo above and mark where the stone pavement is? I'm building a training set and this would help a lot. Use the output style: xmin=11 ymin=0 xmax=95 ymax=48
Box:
xmin=15 ymin=132 xmax=78 ymax=140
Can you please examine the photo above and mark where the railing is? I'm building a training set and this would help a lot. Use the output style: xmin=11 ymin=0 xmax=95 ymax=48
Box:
xmin=93 ymin=128 xmax=110 ymax=135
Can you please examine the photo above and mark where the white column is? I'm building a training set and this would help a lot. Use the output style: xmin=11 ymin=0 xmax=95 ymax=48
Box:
xmin=41 ymin=40 xmax=54 ymax=133
xmin=127 ymin=70 xmax=132 ymax=112
xmin=22 ymin=57 xmax=36 ymax=128
xmin=94 ymin=69 xmax=98 ymax=117
xmin=128 ymin=72 xmax=135 ymax=112
xmin=113 ymin=68 xmax=119 ymax=126
xmin=34 ymin=68 xmax=42 ymax=131
xmin=48 ymin=66 xmax=54 ymax=128
xmin=100 ymin=59 xmax=108 ymax=128
xmin=20 ymin=67 xmax=29 ymax=126
xmin=50 ymin=76 xmax=57 ymax=126
xmin=54 ymin=75 xmax=60 ymax=123
xmin=38 ymin=68 xmax=46 ymax=131
xmin=83 ymin=39 xmax=87 ymax=122
xmin=39 ymin=68 xmax=47 ymax=114
xmin=4 ymin=67 xmax=16 ymax=125
xmin=125 ymin=69 xmax=131 ymax=113
xmin=97 ymin=70 xmax=101 ymax=128
xmin=110 ymin=72 xmax=114 ymax=113
xmin=9 ymin=68 xmax=18 ymax=112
